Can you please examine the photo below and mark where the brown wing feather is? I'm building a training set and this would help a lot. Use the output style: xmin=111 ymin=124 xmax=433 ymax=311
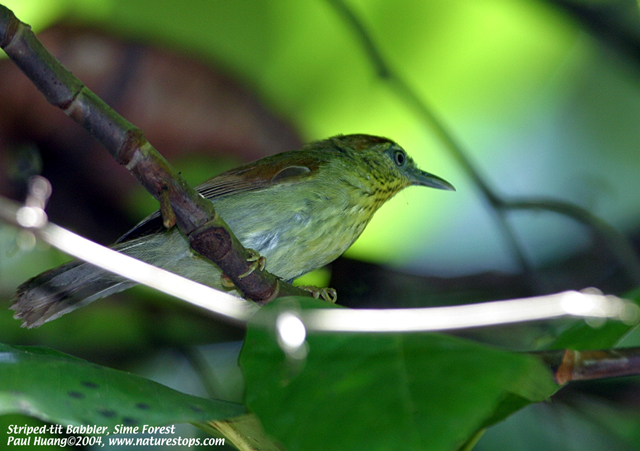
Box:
xmin=117 ymin=150 xmax=324 ymax=243
xmin=196 ymin=151 xmax=322 ymax=199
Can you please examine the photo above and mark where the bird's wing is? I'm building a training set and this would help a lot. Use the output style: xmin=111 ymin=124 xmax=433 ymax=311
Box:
xmin=196 ymin=152 xmax=321 ymax=198
xmin=116 ymin=152 xmax=323 ymax=243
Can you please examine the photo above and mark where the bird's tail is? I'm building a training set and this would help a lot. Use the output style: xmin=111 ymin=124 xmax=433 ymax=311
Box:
xmin=11 ymin=227 xmax=226 ymax=328
xmin=10 ymin=259 xmax=135 ymax=328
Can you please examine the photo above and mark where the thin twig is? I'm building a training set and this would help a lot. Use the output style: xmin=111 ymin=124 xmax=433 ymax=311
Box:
xmin=0 ymin=191 xmax=257 ymax=324
xmin=326 ymin=0 xmax=536 ymax=284
xmin=508 ymin=198 xmax=640 ymax=286
xmin=540 ymin=347 xmax=640 ymax=385
xmin=4 ymin=189 xmax=640 ymax=383
xmin=326 ymin=0 xmax=640 ymax=288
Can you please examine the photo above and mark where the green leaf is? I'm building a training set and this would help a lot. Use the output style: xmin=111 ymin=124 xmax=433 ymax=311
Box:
xmin=546 ymin=321 xmax=634 ymax=350
xmin=0 ymin=344 xmax=245 ymax=428
xmin=546 ymin=288 xmax=640 ymax=350
xmin=240 ymin=299 xmax=559 ymax=451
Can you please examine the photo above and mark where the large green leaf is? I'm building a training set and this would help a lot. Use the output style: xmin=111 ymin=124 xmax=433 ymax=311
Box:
xmin=0 ymin=344 xmax=245 ymax=428
xmin=240 ymin=299 xmax=559 ymax=451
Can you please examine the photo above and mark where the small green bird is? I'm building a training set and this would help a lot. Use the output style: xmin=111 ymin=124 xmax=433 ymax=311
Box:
xmin=12 ymin=134 xmax=454 ymax=327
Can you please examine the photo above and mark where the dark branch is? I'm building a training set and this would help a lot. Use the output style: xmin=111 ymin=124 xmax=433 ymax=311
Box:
xmin=539 ymin=347 xmax=640 ymax=385
xmin=0 ymin=4 xmax=311 ymax=303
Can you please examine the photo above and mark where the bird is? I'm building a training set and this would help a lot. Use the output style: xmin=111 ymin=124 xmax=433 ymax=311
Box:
xmin=11 ymin=134 xmax=454 ymax=327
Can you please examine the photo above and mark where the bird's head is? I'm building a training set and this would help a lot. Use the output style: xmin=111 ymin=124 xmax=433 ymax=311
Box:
xmin=313 ymin=134 xmax=454 ymax=210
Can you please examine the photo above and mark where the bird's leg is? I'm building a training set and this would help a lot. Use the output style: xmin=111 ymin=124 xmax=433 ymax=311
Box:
xmin=297 ymin=286 xmax=338 ymax=303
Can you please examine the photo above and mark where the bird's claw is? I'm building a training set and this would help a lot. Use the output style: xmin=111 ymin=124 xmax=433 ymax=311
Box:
xmin=238 ymin=249 xmax=266 ymax=279
xmin=298 ymin=286 xmax=338 ymax=303
xmin=220 ymin=250 xmax=266 ymax=287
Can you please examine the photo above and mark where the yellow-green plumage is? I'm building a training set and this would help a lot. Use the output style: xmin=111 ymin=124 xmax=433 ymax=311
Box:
xmin=12 ymin=134 xmax=454 ymax=327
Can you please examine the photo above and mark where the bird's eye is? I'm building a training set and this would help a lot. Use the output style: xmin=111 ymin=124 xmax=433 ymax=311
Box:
xmin=393 ymin=149 xmax=406 ymax=167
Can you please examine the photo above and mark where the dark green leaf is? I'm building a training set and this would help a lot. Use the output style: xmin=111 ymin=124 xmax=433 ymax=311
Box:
xmin=240 ymin=299 xmax=559 ymax=451
xmin=0 ymin=344 xmax=245 ymax=428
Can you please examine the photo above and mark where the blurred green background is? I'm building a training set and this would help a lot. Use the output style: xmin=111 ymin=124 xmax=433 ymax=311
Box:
xmin=9 ymin=0 xmax=639 ymax=274
xmin=2 ymin=0 xmax=640 ymax=450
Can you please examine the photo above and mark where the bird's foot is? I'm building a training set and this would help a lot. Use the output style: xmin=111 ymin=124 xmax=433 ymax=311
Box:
xmin=298 ymin=286 xmax=338 ymax=303
xmin=238 ymin=249 xmax=266 ymax=279
xmin=220 ymin=249 xmax=266 ymax=287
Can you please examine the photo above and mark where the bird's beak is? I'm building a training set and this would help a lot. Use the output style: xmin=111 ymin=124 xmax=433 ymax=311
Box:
xmin=408 ymin=168 xmax=456 ymax=191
